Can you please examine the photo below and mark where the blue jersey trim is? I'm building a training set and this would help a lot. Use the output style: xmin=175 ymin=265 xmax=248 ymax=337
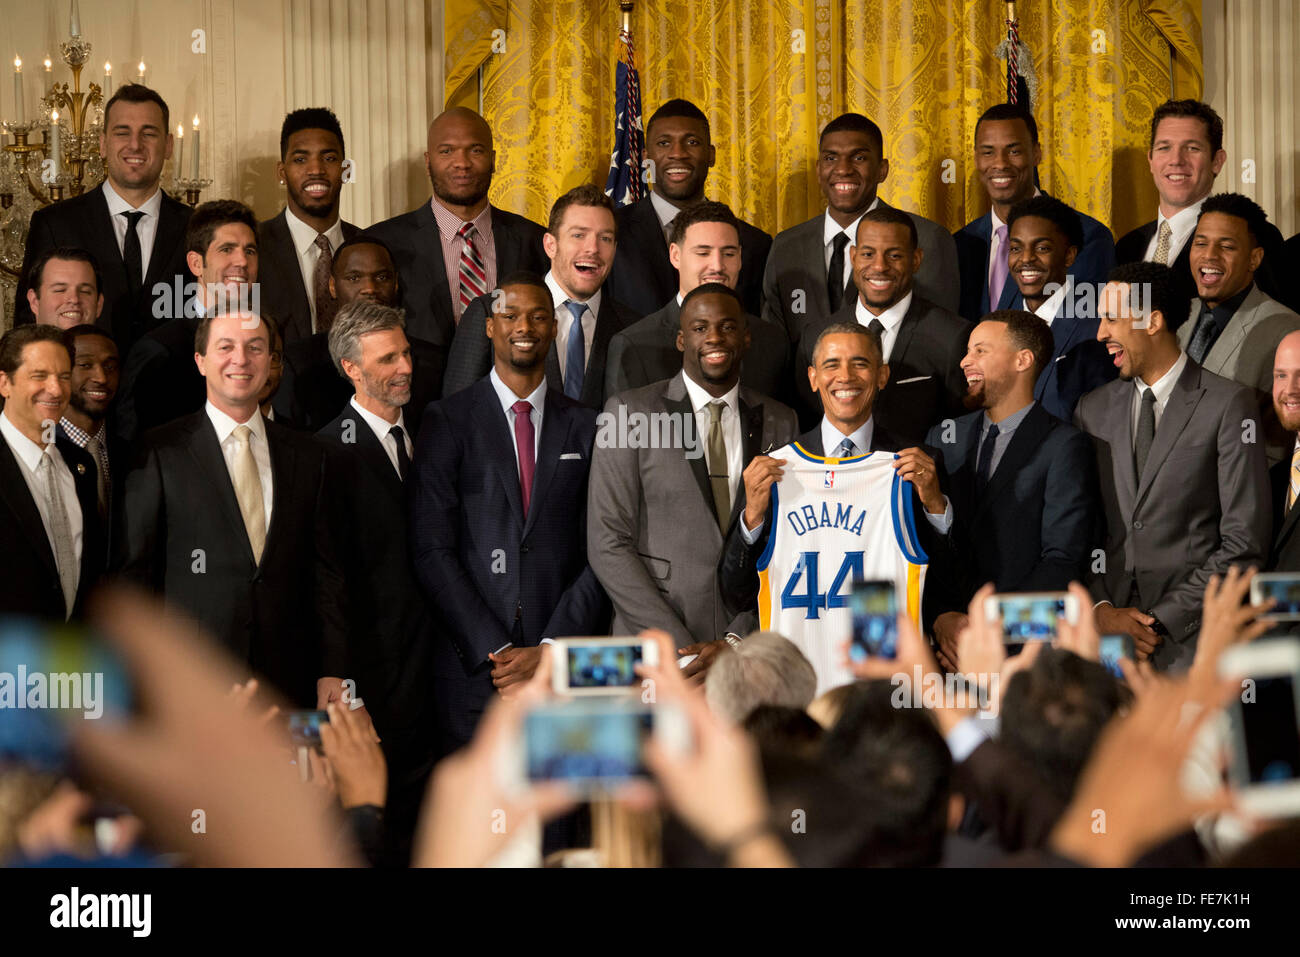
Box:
xmin=755 ymin=481 xmax=780 ymax=573
xmin=890 ymin=469 xmax=929 ymax=564
xmin=790 ymin=442 xmax=876 ymax=465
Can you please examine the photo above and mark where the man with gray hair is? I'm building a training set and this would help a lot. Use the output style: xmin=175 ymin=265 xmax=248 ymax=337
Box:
xmin=704 ymin=631 xmax=819 ymax=724
xmin=316 ymin=298 xmax=434 ymax=865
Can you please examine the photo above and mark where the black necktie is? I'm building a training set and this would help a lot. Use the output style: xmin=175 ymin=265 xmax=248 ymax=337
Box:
xmin=975 ymin=422 xmax=999 ymax=496
xmin=122 ymin=210 xmax=145 ymax=296
xmin=1134 ymin=388 xmax=1156 ymax=477
xmin=1186 ymin=306 xmax=1220 ymax=364
xmin=828 ymin=233 xmax=850 ymax=312
xmin=389 ymin=425 xmax=409 ymax=480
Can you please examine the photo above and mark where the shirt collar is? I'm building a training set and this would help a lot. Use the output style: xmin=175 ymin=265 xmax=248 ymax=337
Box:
xmin=650 ymin=190 xmax=680 ymax=232
xmin=984 ymin=400 xmax=1035 ymax=435
xmin=990 ymin=188 xmax=1041 ymax=232
xmin=489 ymin=367 xmax=547 ymax=419
xmin=102 ymin=179 xmax=163 ymax=217
xmin=1034 ymin=276 xmax=1072 ymax=321
xmin=348 ymin=395 xmax=406 ymax=443
xmin=822 ymin=197 xmax=878 ymax=248
xmin=205 ymin=400 xmax=268 ymax=446
xmin=1158 ymin=199 xmax=1204 ymax=235
xmin=431 ymin=199 xmax=494 ymax=246
xmin=58 ymin=416 xmax=104 ymax=447
xmin=822 ymin=416 xmax=874 ymax=457
xmin=284 ymin=207 xmax=345 ymax=258
xmin=0 ymin=410 xmax=53 ymax=472
xmin=1200 ymin=282 xmax=1255 ymax=319
xmin=1136 ymin=350 xmax=1188 ymax=405
xmin=856 ymin=290 xmax=913 ymax=332
xmin=545 ymin=270 xmax=602 ymax=318
xmin=681 ymin=371 xmax=740 ymax=418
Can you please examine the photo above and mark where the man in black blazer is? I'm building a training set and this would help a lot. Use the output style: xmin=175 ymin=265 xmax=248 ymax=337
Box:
xmin=954 ymin=104 xmax=1115 ymax=324
xmin=605 ymin=98 xmax=771 ymax=318
xmin=795 ymin=206 xmax=971 ymax=444
xmin=363 ymin=108 xmax=547 ymax=353
xmin=316 ymin=299 xmax=434 ymax=863
xmin=762 ymin=112 xmax=959 ymax=344
xmin=410 ymin=273 xmax=608 ymax=754
xmin=604 ymin=200 xmax=790 ymax=402
xmin=924 ymin=311 xmax=1100 ymax=665
xmin=0 ymin=326 xmax=103 ymax=621
xmin=116 ymin=311 xmax=347 ymax=707
xmin=15 ymin=84 xmax=192 ymax=351
xmin=257 ymin=108 xmax=360 ymax=345
xmin=442 ymin=184 xmax=638 ymax=409
xmin=1268 ymin=330 xmax=1300 ymax=571
xmin=23 ymin=248 xmax=105 ymax=330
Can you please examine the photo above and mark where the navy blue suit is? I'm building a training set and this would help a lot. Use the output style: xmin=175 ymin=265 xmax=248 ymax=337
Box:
xmin=954 ymin=195 xmax=1116 ymax=323
xmin=1031 ymin=293 xmax=1118 ymax=423
xmin=410 ymin=376 xmax=610 ymax=754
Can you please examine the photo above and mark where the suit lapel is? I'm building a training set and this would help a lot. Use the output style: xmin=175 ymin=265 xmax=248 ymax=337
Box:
xmin=1112 ymin=382 xmax=1139 ymax=507
xmin=799 ymin=215 xmax=834 ymax=318
xmin=86 ymin=188 xmax=126 ymax=272
xmin=1135 ymin=363 xmax=1203 ymax=506
xmin=633 ymin=199 xmax=678 ymax=296
xmin=186 ymin=416 xmax=259 ymax=567
xmin=266 ymin=211 xmax=313 ymax=341
xmin=470 ymin=380 xmax=526 ymax=528
xmin=524 ymin=395 xmax=569 ymax=538
xmin=662 ymin=377 xmax=713 ymax=512
xmin=976 ymin=406 xmax=1049 ymax=519
xmin=353 ymin=416 xmax=404 ymax=502
xmin=260 ymin=426 xmax=295 ymax=569
xmin=1035 ymin=295 xmax=1085 ymax=401
xmin=491 ymin=206 xmax=523 ymax=275
xmin=0 ymin=439 xmax=59 ymax=578
xmin=583 ymin=297 xmax=621 ymax=406
xmin=544 ymin=345 xmax=563 ymax=393
xmin=418 ymin=204 xmax=452 ymax=337
xmin=143 ymin=194 xmax=187 ymax=288
xmin=889 ymin=298 xmax=923 ymax=369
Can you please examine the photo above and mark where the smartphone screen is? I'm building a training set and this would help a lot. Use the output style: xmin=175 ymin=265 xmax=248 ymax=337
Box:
xmin=1099 ymin=633 xmax=1135 ymax=678
xmin=848 ymin=580 xmax=898 ymax=661
xmin=1240 ymin=675 xmax=1300 ymax=785
xmin=994 ymin=595 xmax=1066 ymax=643
xmin=524 ymin=703 xmax=653 ymax=784
xmin=1253 ymin=576 xmax=1300 ymax=620
xmin=286 ymin=710 xmax=329 ymax=748
xmin=566 ymin=643 xmax=643 ymax=689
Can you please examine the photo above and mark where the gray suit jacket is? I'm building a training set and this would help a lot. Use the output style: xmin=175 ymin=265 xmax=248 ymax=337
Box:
xmin=1073 ymin=359 xmax=1271 ymax=670
xmin=587 ymin=372 xmax=799 ymax=648
xmin=761 ymin=201 xmax=960 ymax=344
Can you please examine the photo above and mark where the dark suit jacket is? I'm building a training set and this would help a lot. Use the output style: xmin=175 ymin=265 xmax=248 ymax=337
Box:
xmin=761 ymin=201 xmax=961 ymax=343
xmin=1269 ymin=454 xmax=1300 ymax=572
xmin=112 ymin=315 xmax=205 ymax=446
xmin=955 ymin=195 xmax=1115 ymax=323
xmin=272 ymin=332 xmax=443 ymax=435
xmin=794 ymin=295 xmax=972 ymax=445
xmin=1031 ymin=285 xmax=1118 ymax=422
xmin=1074 ymin=359 xmax=1271 ymax=669
xmin=115 ymin=411 xmax=347 ymax=705
xmin=410 ymin=377 xmax=609 ymax=749
xmin=316 ymin=409 xmax=432 ymax=762
xmin=922 ymin=403 xmax=1099 ymax=619
xmin=55 ymin=421 xmax=124 ymax=572
xmin=0 ymin=433 xmax=103 ymax=620
xmin=256 ymin=210 xmax=360 ymax=344
xmin=15 ymin=184 xmax=193 ymax=351
xmin=441 ymin=287 xmax=639 ymax=409
xmin=361 ymin=203 xmax=547 ymax=350
xmin=603 ymin=297 xmax=791 ymax=405
xmin=605 ymin=195 xmax=772 ymax=318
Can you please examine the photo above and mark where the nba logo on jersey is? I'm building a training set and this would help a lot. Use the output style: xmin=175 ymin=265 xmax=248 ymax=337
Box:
xmin=756 ymin=442 xmax=927 ymax=696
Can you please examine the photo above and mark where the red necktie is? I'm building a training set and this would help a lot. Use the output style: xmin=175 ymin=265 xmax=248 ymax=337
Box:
xmin=457 ymin=222 xmax=487 ymax=315
xmin=512 ymin=400 xmax=535 ymax=515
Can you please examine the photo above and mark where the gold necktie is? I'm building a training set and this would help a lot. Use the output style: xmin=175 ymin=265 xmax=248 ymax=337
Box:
xmin=1288 ymin=444 xmax=1300 ymax=512
xmin=1153 ymin=220 xmax=1172 ymax=265
xmin=706 ymin=400 xmax=730 ymax=531
xmin=230 ymin=424 xmax=267 ymax=562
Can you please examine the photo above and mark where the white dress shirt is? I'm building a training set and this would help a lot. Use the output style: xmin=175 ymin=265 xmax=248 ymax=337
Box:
xmin=650 ymin=190 xmax=680 ymax=242
xmin=489 ymin=367 xmax=546 ymax=475
xmin=546 ymin=271 xmax=600 ymax=382
xmin=0 ymin=412 xmax=83 ymax=588
xmin=283 ymin=208 xmax=346 ymax=332
xmin=988 ymin=187 xmax=1041 ymax=292
xmin=823 ymin=197 xmax=879 ymax=292
xmin=206 ymin=401 xmax=274 ymax=526
xmin=854 ymin=290 xmax=913 ymax=363
xmin=348 ymin=396 xmax=411 ymax=478
xmin=682 ymin=373 xmax=744 ymax=512
xmin=1033 ymin=275 xmax=1071 ymax=328
xmin=1143 ymin=201 xmax=1203 ymax=264
xmin=103 ymin=180 xmax=163 ymax=279
xmin=1131 ymin=350 xmax=1188 ymax=441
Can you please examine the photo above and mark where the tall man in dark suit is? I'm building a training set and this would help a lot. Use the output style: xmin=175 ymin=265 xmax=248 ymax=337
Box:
xmin=1074 ymin=262 xmax=1270 ymax=671
xmin=114 ymin=200 xmax=259 ymax=444
xmin=1268 ymin=331 xmax=1300 ymax=571
xmin=762 ymin=112 xmax=959 ymax=343
xmin=795 ymin=206 xmax=971 ymax=444
xmin=1006 ymin=195 xmax=1117 ymax=421
xmin=257 ymin=108 xmax=360 ymax=345
xmin=15 ymin=84 xmax=192 ymax=351
xmin=23 ymin=248 xmax=104 ymax=330
xmin=605 ymin=98 xmax=771 ymax=318
xmin=318 ymin=299 xmax=434 ymax=863
xmin=116 ymin=311 xmax=347 ymax=707
xmin=589 ymin=283 xmax=798 ymax=679
xmin=363 ymin=108 xmax=547 ymax=354
xmin=604 ymin=201 xmax=790 ymax=402
xmin=442 ymin=184 xmax=639 ymax=408
xmin=925 ymin=311 xmax=1099 ymax=665
xmin=0 ymin=326 xmax=103 ymax=620
xmin=411 ymin=273 xmax=609 ymax=753
xmin=954 ymin=104 xmax=1115 ymax=324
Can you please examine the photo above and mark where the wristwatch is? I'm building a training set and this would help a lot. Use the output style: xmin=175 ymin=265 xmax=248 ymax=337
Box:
xmin=723 ymin=632 xmax=743 ymax=648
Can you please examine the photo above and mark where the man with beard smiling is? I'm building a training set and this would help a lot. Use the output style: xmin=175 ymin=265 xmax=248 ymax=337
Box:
xmin=1074 ymin=261 xmax=1269 ymax=670
xmin=412 ymin=273 xmax=607 ymax=752
xmin=57 ymin=326 xmax=121 ymax=532
xmin=590 ymin=283 xmax=797 ymax=681
xmin=364 ymin=108 xmax=547 ymax=351
xmin=1267 ymin=331 xmax=1300 ymax=571
xmin=24 ymin=248 xmax=105 ymax=330
xmin=258 ymin=109 xmax=360 ymax=344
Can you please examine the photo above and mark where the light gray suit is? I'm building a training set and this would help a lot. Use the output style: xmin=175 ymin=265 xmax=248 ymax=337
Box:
xmin=1074 ymin=359 xmax=1271 ymax=670
xmin=588 ymin=372 xmax=799 ymax=648
xmin=761 ymin=200 xmax=960 ymax=344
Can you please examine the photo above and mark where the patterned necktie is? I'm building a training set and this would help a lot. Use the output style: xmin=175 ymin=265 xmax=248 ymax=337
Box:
xmin=86 ymin=432 xmax=110 ymax=517
xmin=457 ymin=222 xmax=488 ymax=315
xmin=975 ymin=423 xmax=1000 ymax=496
xmin=1134 ymin=388 xmax=1156 ymax=478
xmin=989 ymin=224 xmax=1009 ymax=309
xmin=230 ymin=424 xmax=267 ymax=563
xmin=122 ymin=210 xmax=145 ymax=295
xmin=1152 ymin=220 xmax=1173 ymax=265
xmin=389 ymin=425 xmax=409 ymax=481
xmin=1288 ymin=443 xmax=1300 ymax=512
xmin=828 ymin=233 xmax=850 ymax=312
xmin=512 ymin=400 xmax=536 ymax=516
xmin=835 ymin=437 xmax=858 ymax=459
xmin=706 ymin=400 xmax=730 ymax=530
xmin=37 ymin=451 xmax=78 ymax=618
xmin=313 ymin=233 xmax=339 ymax=333
xmin=1186 ymin=306 xmax=1220 ymax=364
xmin=564 ymin=301 xmax=587 ymax=400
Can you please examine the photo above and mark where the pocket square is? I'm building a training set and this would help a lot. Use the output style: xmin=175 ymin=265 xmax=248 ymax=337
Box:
xmin=894 ymin=375 xmax=932 ymax=385
xmin=559 ymin=452 xmax=583 ymax=460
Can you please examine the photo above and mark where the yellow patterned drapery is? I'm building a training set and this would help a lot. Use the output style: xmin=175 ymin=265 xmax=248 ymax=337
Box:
xmin=449 ymin=0 xmax=1201 ymax=240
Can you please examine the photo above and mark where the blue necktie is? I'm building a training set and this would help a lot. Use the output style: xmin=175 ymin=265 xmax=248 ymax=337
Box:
xmin=835 ymin=438 xmax=858 ymax=458
xmin=975 ymin=422 xmax=999 ymax=496
xmin=564 ymin=301 xmax=586 ymax=400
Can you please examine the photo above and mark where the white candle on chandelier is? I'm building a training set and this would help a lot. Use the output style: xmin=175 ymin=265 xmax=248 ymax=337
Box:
xmin=70 ymin=0 xmax=82 ymax=38
xmin=175 ymin=124 xmax=183 ymax=180
xmin=43 ymin=58 xmax=52 ymax=97
xmin=136 ymin=60 xmax=145 ymax=84
xmin=50 ymin=109 xmax=61 ymax=178
xmin=13 ymin=57 xmax=24 ymax=124
xmin=103 ymin=62 xmax=112 ymax=97
xmin=190 ymin=115 xmax=200 ymax=179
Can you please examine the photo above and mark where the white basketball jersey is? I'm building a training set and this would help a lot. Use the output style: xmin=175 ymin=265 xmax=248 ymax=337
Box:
xmin=756 ymin=442 xmax=927 ymax=696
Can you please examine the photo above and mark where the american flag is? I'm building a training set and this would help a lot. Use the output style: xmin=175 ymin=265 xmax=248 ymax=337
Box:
xmin=604 ymin=27 xmax=645 ymax=207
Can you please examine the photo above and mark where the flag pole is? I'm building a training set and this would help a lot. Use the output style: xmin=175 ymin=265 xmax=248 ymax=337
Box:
xmin=621 ymin=0 xmax=633 ymax=33
xmin=1005 ymin=1 xmax=1019 ymax=104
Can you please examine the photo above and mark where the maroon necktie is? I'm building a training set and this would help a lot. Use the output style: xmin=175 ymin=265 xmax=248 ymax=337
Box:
xmin=512 ymin=400 xmax=535 ymax=515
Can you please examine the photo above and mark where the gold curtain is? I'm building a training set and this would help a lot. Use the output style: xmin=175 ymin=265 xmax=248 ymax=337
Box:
xmin=449 ymin=0 xmax=1201 ymax=240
